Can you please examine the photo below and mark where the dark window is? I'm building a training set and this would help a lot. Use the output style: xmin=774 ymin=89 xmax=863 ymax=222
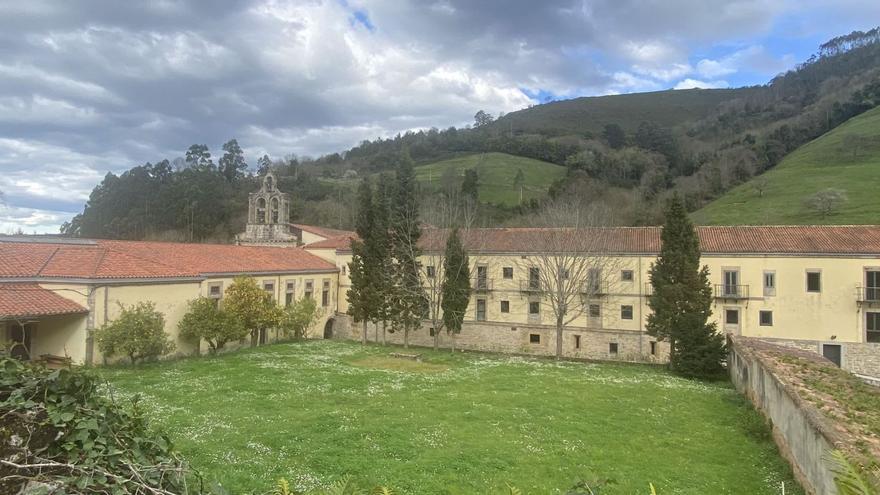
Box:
xmin=763 ymin=271 xmax=776 ymax=296
xmin=759 ymin=310 xmax=773 ymax=326
xmin=650 ymin=341 xmax=657 ymax=355
xmin=573 ymin=335 xmax=581 ymax=349
xmin=476 ymin=266 xmax=488 ymax=289
xmin=528 ymin=267 xmax=540 ymax=289
xmin=529 ymin=333 xmax=540 ymax=344
xmin=609 ymin=343 xmax=618 ymax=355
xmin=426 ymin=265 xmax=436 ymax=278
xmin=589 ymin=304 xmax=600 ymax=318
xmin=305 ymin=280 xmax=313 ymax=299
xmin=528 ymin=301 xmax=540 ymax=315
xmin=587 ymin=268 xmax=602 ymax=293
xmin=476 ymin=299 xmax=486 ymax=321
xmin=867 ymin=313 xmax=880 ymax=343
xmin=429 ymin=327 xmax=435 ymax=336
xmin=285 ymin=293 xmax=293 ymax=306
xmin=322 ymin=290 xmax=329 ymax=307
xmin=209 ymin=283 xmax=222 ymax=298
xmin=807 ymin=271 xmax=821 ymax=292
xmin=725 ymin=309 xmax=739 ymax=325
xmin=621 ymin=305 xmax=633 ymax=320
xmin=503 ymin=267 xmax=513 ymax=279
xmin=621 ymin=270 xmax=634 ymax=282
xmin=500 ymin=300 xmax=510 ymax=313
xmin=263 ymin=282 xmax=275 ymax=300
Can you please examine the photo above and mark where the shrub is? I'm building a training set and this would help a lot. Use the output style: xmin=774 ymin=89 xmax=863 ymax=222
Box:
xmin=0 ymin=357 xmax=197 ymax=493
xmin=223 ymin=277 xmax=283 ymax=347
xmin=278 ymin=296 xmax=321 ymax=340
xmin=804 ymin=188 xmax=848 ymax=217
xmin=180 ymin=297 xmax=248 ymax=353
xmin=95 ymin=301 xmax=174 ymax=363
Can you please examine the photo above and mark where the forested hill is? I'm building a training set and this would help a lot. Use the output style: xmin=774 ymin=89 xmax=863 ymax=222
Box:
xmin=63 ymin=28 xmax=880 ymax=241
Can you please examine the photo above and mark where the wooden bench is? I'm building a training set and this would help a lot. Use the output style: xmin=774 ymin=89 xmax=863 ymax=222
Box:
xmin=38 ymin=354 xmax=73 ymax=368
xmin=389 ymin=352 xmax=422 ymax=361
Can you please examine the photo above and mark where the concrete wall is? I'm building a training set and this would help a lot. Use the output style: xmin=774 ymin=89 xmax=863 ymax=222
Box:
xmin=758 ymin=337 xmax=880 ymax=379
xmin=728 ymin=337 xmax=842 ymax=495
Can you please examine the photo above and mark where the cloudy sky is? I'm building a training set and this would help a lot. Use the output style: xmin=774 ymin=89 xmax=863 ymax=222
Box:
xmin=0 ymin=0 xmax=877 ymax=233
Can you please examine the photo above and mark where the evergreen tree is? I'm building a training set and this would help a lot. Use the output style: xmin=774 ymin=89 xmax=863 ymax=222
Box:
xmin=372 ymin=174 xmax=394 ymax=344
xmin=389 ymin=160 xmax=428 ymax=347
xmin=647 ymin=195 xmax=726 ymax=378
xmin=347 ymin=179 xmax=377 ymax=345
xmin=219 ymin=139 xmax=247 ymax=182
xmin=441 ymin=228 xmax=471 ymax=352
xmin=461 ymin=169 xmax=479 ymax=202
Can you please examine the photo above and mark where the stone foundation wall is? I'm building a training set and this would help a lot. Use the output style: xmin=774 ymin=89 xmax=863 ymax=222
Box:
xmin=333 ymin=313 xmax=669 ymax=363
xmin=758 ymin=337 xmax=880 ymax=379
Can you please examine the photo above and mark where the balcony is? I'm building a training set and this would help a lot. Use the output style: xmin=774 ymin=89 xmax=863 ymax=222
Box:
xmin=472 ymin=277 xmax=493 ymax=292
xmin=857 ymin=287 xmax=880 ymax=306
xmin=642 ymin=283 xmax=654 ymax=297
xmin=520 ymin=280 xmax=542 ymax=293
xmin=580 ymin=281 xmax=609 ymax=297
xmin=714 ymin=284 xmax=749 ymax=300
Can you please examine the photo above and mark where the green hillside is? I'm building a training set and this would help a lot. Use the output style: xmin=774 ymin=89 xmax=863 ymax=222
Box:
xmin=414 ymin=152 xmax=566 ymax=206
xmin=492 ymin=88 xmax=751 ymax=136
xmin=694 ymin=106 xmax=880 ymax=225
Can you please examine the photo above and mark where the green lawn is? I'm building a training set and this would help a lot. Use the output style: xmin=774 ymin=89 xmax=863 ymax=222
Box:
xmin=694 ymin=106 xmax=880 ymax=225
xmin=98 ymin=341 xmax=801 ymax=494
xmin=414 ymin=152 xmax=566 ymax=206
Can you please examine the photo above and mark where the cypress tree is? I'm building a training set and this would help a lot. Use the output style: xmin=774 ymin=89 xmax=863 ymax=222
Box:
xmin=347 ymin=179 xmax=376 ymax=345
xmin=389 ymin=159 xmax=428 ymax=348
xmin=647 ymin=195 xmax=726 ymax=378
xmin=372 ymin=175 xmax=393 ymax=344
xmin=441 ymin=228 xmax=471 ymax=352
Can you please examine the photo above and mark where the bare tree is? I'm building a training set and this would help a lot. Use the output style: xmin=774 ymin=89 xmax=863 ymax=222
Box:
xmin=419 ymin=193 xmax=483 ymax=351
xmin=515 ymin=200 xmax=621 ymax=359
xmin=752 ymin=176 xmax=769 ymax=198
xmin=804 ymin=188 xmax=848 ymax=218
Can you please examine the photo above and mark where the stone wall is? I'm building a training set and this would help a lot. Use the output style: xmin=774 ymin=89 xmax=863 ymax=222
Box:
xmin=333 ymin=313 xmax=669 ymax=363
xmin=728 ymin=336 xmax=843 ymax=495
xmin=758 ymin=337 xmax=880 ymax=379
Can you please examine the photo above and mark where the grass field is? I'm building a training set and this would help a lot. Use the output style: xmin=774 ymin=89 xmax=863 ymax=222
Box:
xmin=414 ymin=152 xmax=566 ymax=206
xmin=694 ymin=106 xmax=880 ymax=225
xmin=98 ymin=341 xmax=801 ymax=494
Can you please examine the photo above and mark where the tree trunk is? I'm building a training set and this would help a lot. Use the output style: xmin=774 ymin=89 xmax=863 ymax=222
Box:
xmin=404 ymin=327 xmax=409 ymax=348
xmin=362 ymin=320 xmax=367 ymax=345
xmin=555 ymin=315 xmax=564 ymax=359
xmin=374 ymin=322 xmax=378 ymax=343
xmin=382 ymin=321 xmax=387 ymax=345
xmin=433 ymin=321 xmax=440 ymax=351
xmin=451 ymin=332 xmax=456 ymax=353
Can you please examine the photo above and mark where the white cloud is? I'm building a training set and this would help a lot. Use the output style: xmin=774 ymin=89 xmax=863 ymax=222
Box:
xmin=0 ymin=205 xmax=70 ymax=234
xmin=674 ymin=78 xmax=729 ymax=89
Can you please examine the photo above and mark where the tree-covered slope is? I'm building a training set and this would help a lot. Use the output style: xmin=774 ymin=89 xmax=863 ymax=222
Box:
xmin=693 ymin=105 xmax=880 ymax=225
xmin=414 ymin=152 xmax=566 ymax=206
xmin=491 ymin=88 xmax=752 ymax=136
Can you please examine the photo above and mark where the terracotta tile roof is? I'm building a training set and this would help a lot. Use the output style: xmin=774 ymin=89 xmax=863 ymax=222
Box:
xmin=0 ymin=283 xmax=88 ymax=319
xmin=304 ymin=235 xmax=359 ymax=250
xmin=290 ymin=224 xmax=355 ymax=240
xmin=419 ymin=225 xmax=880 ymax=255
xmin=0 ymin=239 xmax=337 ymax=281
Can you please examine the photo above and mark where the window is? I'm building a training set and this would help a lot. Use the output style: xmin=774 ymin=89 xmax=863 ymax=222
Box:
xmin=322 ymin=279 xmax=331 ymax=307
xmin=587 ymin=268 xmax=602 ymax=293
xmin=589 ymin=304 xmax=600 ymax=318
xmin=476 ymin=299 xmax=487 ymax=321
xmin=806 ymin=271 xmax=821 ymax=292
xmin=503 ymin=267 xmax=513 ymax=279
xmin=573 ymin=335 xmax=581 ymax=349
xmin=500 ymin=300 xmax=510 ymax=313
xmin=208 ymin=282 xmax=223 ymax=299
xmin=476 ymin=266 xmax=488 ymax=289
xmin=263 ymin=281 xmax=275 ymax=300
xmin=528 ymin=301 xmax=540 ymax=315
xmin=285 ymin=293 xmax=294 ymax=306
xmin=620 ymin=305 xmax=633 ymax=320
xmin=304 ymin=280 xmax=314 ymax=299
xmin=529 ymin=333 xmax=541 ymax=344
xmin=528 ymin=267 xmax=540 ymax=290
xmin=285 ymin=281 xmax=295 ymax=306
xmin=609 ymin=343 xmax=618 ymax=355
xmin=759 ymin=310 xmax=773 ymax=326
xmin=867 ymin=312 xmax=880 ymax=343
xmin=426 ymin=265 xmax=436 ymax=278
xmin=650 ymin=341 xmax=657 ymax=355
xmin=429 ymin=327 xmax=435 ymax=337
xmin=722 ymin=270 xmax=739 ymax=296
xmin=341 ymin=265 xmax=346 ymax=275
xmin=560 ymin=268 xmax=570 ymax=280
xmin=621 ymin=270 xmax=634 ymax=282
xmin=763 ymin=271 xmax=776 ymax=296
xmin=725 ymin=309 xmax=739 ymax=325
xmin=866 ymin=270 xmax=880 ymax=301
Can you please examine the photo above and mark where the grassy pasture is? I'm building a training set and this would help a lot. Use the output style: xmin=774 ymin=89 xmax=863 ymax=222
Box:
xmin=99 ymin=340 xmax=801 ymax=494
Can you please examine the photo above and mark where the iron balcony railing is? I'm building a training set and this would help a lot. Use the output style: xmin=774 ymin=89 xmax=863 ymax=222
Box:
xmin=857 ymin=287 xmax=880 ymax=303
xmin=472 ymin=277 xmax=493 ymax=291
xmin=580 ymin=281 xmax=609 ymax=296
xmin=642 ymin=283 xmax=654 ymax=297
xmin=714 ymin=284 xmax=749 ymax=299
xmin=520 ymin=280 xmax=542 ymax=292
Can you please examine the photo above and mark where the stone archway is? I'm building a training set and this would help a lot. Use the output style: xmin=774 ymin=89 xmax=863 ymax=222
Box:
xmin=323 ymin=318 xmax=334 ymax=339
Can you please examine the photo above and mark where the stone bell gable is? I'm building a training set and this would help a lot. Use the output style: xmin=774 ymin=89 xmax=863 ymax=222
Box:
xmin=235 ymin=172 xmax=300 ymax=246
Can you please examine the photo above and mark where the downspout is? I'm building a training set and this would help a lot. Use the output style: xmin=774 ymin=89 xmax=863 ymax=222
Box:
xmin=638 ymin=256 xmax=644 ymax=355
xmin=85 ymin=285 xmax=97 ymax=365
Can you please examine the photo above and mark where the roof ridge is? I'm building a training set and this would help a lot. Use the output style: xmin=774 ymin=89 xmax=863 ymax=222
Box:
xmin=35 ymin=246 xmax=60 ymax=277
xmin=92 ymin=246 xmax=108 ymax=277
